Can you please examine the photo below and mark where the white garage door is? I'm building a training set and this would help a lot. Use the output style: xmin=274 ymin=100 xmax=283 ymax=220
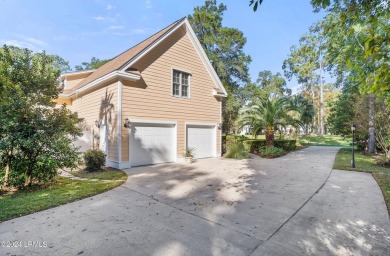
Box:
xmin=131 ymin=123 xmax=175 ymax=167
xmin=187 ymin=125 xmax=215 ymax=159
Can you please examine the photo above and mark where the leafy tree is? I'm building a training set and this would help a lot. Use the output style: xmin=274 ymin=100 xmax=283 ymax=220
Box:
xmin=0 ymin=45 xmax=81 ymax=188
xmin=50 ymin=55 xmax=72 ymax=73
xmin=326 ymin=88 xmax=356 ymax=135
xmin=239 ymin=97 xmax=300 ymax=146
xmin=74 ymin=57 xmax=110 ymax=71
xmin=241 ymin=70 xmax=290 ymax=108
xmin=283 ymin=23 xmax=326 ymax=135
xmin=188 ymin=0 xmax=252 ymax=133
xmin=290 ymin=95 xmax=315 ymax=134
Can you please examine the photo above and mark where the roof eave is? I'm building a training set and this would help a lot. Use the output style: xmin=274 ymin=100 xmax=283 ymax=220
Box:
xmin=59 ymin=71 xmax=141 ymax=98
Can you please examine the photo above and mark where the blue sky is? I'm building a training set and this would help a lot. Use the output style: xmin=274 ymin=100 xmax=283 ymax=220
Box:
xmin=0 ymin=0 xmax=326 ymax=92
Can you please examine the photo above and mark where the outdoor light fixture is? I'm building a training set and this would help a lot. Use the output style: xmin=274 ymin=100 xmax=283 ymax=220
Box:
xmin=218 ymin=123 xmax=222 ymax=130
xmin=95 ymin=120 xmax=101 ymax=128
xmin=351 ymin=124 xmax=356 ymax=168
xmin=124 ymin=118 xmax=131 ymax=128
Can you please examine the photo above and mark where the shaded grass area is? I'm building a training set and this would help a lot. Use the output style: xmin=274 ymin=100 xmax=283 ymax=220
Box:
xmin=70 ymin=168 xmax=127 ymax=181
xmin=299 ymin=135 xmax=352 ymax=147
xmin=334 ymin=148 xmax=390 ymax=214
xmin=0 ymin=174 xmax=126 ymax=222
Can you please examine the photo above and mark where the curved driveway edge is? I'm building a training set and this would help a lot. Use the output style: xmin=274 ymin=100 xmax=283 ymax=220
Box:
xmin=252 ymin=169 xmax=390 ymax=255
xmin=1 ymin=146 xmax=389 ymax=255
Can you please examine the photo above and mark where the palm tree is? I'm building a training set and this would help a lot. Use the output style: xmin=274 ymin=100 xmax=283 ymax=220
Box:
xmin=239 ymin=97 xmax=300 ymax=146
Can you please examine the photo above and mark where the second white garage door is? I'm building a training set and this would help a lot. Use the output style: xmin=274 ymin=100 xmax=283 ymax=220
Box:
xmin=131 ymin=123 xmax=175 ymax=167
xmin=186 ymin=125 xmax=215 ymax=159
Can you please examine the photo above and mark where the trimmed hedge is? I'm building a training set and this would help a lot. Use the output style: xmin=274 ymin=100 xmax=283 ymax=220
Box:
xmin=244 ymin=139 xmax=296 ymax=153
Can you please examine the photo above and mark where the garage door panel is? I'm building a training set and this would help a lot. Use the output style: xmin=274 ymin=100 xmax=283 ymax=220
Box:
xmin=187 ymin=125 xmax=214 ymax=159
xmin=131 ymin=124 xmax=174 ymax=167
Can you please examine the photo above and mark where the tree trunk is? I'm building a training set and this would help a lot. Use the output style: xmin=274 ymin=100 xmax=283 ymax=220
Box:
xmin=265 ymin=129 xmax=275 ymax=147
xmin=368 ymin=94 xmax=376 ymax=154
xmin=318 ymin=75 xmax=324 ymax=135
xmin=2 ymin=151 xmax=12 ymax=188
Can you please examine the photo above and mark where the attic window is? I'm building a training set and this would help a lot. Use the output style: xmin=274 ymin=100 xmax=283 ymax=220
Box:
xmin=172 ymin=70 xmax=190 ymax=98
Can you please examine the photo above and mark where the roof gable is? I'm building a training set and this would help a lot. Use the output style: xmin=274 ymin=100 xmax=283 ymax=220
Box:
xmin=62 ymin=17 xmax=227 ymax=97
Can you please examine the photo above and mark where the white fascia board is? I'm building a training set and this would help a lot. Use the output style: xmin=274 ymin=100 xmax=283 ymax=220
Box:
xmin=183 ymin=19 xmax=228 ymax=97
xmin=59 ymin=71 xmax=141 ymax=98
xmin=120 ymin=19 xmax=187 ymax=72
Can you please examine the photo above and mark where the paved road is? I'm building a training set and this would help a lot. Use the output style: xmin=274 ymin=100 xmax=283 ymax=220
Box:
xmin=1 ymin=146 xmax=389 ymax=255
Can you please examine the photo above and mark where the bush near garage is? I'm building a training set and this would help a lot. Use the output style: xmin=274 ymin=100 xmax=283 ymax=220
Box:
xmin=258 ymin=146 xmax=286 ymax=158
xmin=243 ymin=139 xmax=296 ymax=153
xmin=83 ymin=149 xmax=106 ymax=171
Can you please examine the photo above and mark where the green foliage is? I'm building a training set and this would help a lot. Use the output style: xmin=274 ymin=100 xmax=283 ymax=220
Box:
xmin=225 ymin=139 xmax=250 ymax=160
xmin=299 ymin=135 xmax=352 ymax=147
xmin=242 ymin=70 xmax=290 ymax=104
xmin=239 ymin=97 xmax=300 ymax=146
xmin=326 ymin=87 xmax=356 ymax=135
xmin=83 ymin=149 xmax=106 ymax=171
xmin=0 ymin=176 xmax=126 ymax=222
xmin=322 ymin=1 xmax=390 ymax=102
xmin=244 ymin=139 xmax=296 ymax=152
xmin=290 ymin=95 xmax=315 ymax=134
xmin=188 ymin=0 xmax=251 ymax=133
xmin=185 ymin=147 xmax=196 ymax=157
xmin=0 ymin=45 xmax=81 ymax=188
xmin=74 ymin=57 xmax=110 ymax=71
xmin=259 ymin=146 xmax=286 ymax=158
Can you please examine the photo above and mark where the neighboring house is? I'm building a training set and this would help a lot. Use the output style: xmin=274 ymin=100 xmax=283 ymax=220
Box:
xmin=56 ymin=17 xmax=227 ymax=169
xmin=239 ymin=125 xmax=253 ymax=135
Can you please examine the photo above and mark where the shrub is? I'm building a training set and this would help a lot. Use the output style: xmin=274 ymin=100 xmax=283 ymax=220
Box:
xmin=259 ymin=146 xmax=286 ymax=158
xmin=225 ymin=140 xmax=250 ymax=159
xmin=83 ymin=149 xmax=106 ymax=171
xmin=244 ymin=139 xmax=296 ymax=152
xmin=274 ymin=140 xmax=297 ymax=150
xmin=185 ymin=147 xmax=196 ymax=157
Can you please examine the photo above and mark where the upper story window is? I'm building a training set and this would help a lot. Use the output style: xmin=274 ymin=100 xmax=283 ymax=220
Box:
xmin=173 ymin=70 xmax=190 ymax=98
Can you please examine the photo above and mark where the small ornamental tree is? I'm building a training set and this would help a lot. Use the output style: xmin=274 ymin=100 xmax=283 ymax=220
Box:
xmin=0 ymin=45 xmax=82 ymax=188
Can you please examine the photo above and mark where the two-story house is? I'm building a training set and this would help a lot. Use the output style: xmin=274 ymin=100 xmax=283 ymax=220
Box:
xmin=56 ymin=17 xmax=227 ymax=169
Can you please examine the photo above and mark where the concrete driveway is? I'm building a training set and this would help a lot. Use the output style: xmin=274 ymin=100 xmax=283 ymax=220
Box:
xmin=1 ymin=146 xmax=389 ymax=255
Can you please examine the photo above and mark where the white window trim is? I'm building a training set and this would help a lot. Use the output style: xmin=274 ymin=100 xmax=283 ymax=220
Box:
xmin=172 ymin=69 xmax=191 ymax=99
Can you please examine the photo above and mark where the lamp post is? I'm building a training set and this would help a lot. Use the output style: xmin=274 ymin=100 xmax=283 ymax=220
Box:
xmin=351 ymin=124 xmax=356 ymax=168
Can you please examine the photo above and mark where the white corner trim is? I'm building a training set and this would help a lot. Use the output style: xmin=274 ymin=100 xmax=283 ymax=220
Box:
xmin=118 ymin=80 xmax=122 ymax=163
xmin=106 ymin=160 xmax=131 ymax=170
xmin=184 ymin=19 xmax=227 ymax=96
xmin=60 ymin=71 xmax=141 ymax=98
xmin=120 ymin=19 xmax=187 ymax=72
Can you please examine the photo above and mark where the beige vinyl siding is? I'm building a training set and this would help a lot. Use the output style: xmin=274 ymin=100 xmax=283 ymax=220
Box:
xmin=65 ymin=73 xmax=91 ymax=91
xmin=122 ymin=26 xmax=221 ymax=158
xmin=70 ymin=82 xmax=119 ymax=162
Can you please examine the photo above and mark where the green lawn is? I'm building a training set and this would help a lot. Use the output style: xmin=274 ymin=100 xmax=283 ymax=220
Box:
xmin=70 ymin=167 xmax=128 ymax=181
xmin=334 ymin=148 xmax=390 ymax=213
xmin=0 ymin=170 xmax=127 ymax=222
xmin=299 ymin=135 xmax=352 ymax=147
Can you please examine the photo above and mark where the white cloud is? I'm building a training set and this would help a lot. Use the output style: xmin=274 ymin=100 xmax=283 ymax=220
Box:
xmin=24 ymin=36 xmax=46 ymax=47
xmin=106 ymin=4 xmax=113 ymax=10
xmin=52 ymin=35 xmax=78 ymax=41
xmin=131 ymin=28 xmax=146 ymax=34
xmin=1 ymin=36 xmax=47 ymax=51
xmin=108 ymin=25 xmax=124 ymax=30
xmin=92 ymin=16 xmax=106 ymax=21
xmin=112 ymin=28 xmax=147 ymax=37
xmin=145 ymin=0 xmax=152 ymax=8
xmin=1 ymin=39 xmax=36 ymax=51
